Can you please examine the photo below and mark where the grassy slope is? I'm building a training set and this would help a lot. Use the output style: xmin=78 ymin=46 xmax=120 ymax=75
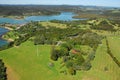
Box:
xmin=0 ymin=41 xmax=82 ymax=80
xmin=0 ymin=40 xmax=119 ymax=80
xmin=107 ymin=35 xmax=120 ymax=60
xmin=84 ymin=39 xmax=120 ymax=80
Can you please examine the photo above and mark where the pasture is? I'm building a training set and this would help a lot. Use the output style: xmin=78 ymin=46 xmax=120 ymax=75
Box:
xmin=107 ymin=35 xmax=120 ymax=61
xmin=0 ymin=40 xmax=119 ymax=80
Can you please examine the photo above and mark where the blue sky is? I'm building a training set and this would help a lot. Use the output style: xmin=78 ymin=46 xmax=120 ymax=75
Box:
xmin=0 ymin=0 xmax=120 ymax=7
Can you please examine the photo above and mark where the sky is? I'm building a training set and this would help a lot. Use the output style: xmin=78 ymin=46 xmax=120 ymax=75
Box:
xmin=0 ymin=0 xmax=120 ymax=7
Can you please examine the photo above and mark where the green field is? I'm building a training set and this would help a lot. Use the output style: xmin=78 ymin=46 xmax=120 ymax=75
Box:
xmin=0 ymin=40 xmax=119 ymax=80
xmin=89 ymin=39 xmax=120 ymax=80
xmin=107 ymin=35 xmax=120 ymax=61
xmin=0 ymin=41 xmax=82 ymax=80
xmin=40 ymin=21 xmax=67 ymax=29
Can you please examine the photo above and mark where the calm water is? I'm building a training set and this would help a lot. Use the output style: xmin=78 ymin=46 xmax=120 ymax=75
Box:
xmin=0 ymin=40 xmax=8 ymax=47
xmin=0 ymin=12 xmax=81 ymax=46
xmin=0 ymin=12 xmax=79 ymax=24
xmin=0 ymin=28 xmax=9 ymax=47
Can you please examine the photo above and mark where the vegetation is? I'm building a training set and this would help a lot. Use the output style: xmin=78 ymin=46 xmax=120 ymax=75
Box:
xmin=91 ymin=20 xmax=114 ymax=31
xmin=0 ymin=59 xmax=7 ymax=80
xmin=1 ymin=5 xmax=120 ymax=20
xmin=0 ymin=40 xmax=119 ymax=80
xmin=73 ymin=8 xmax=120 ymax=20
xmin=0 ymin=5 xmax=60 ymax=18
xmin=106 ymin=37 xmax=120 ymax=67
xmin=1 ymin=19 xmax=103 ymax=75
xmin=0 ymin=6 xmax=120 ymax=79
xmin=107 ymin=36 xmax=120 ymax=60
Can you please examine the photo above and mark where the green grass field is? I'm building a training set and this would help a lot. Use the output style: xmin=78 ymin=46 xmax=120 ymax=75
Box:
xmin=107 ymin=35 xmax=120 ymax=61
xmin=0 ymin=41 xmax=82 ymax=80
xmin=0 ymin=40 xmax=119 ymax=80
xmin=88 ymin=39 xmax=120 ymax=80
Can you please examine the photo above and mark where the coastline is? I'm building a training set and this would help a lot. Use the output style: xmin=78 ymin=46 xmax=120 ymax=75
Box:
xmin=0 ymin=16 xmax=25 ymax=20
xmin=4 ymin=26 xmax=13 ymax=30
xmin=0 ymin=13 xmax=61 ymax=20
xmin=0 ymin=28 xmax=10 ymax=47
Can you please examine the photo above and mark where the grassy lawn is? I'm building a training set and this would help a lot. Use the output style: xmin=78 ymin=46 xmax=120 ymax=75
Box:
xmin=0 ymin=40 xmax=119 ymax=80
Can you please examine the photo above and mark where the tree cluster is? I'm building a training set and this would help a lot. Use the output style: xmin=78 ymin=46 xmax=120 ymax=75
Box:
xmin=0 ymin=59 xmax=7 ymax=80
xmin=91 ymin=20 xmax=114 ymax=31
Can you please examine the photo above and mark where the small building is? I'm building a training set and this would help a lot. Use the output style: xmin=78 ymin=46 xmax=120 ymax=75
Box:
xmin=70 ymin=49 xmax=80 ymax=55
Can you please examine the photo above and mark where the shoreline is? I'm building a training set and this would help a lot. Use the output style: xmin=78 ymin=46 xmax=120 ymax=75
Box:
xmin=0 ymin=16 xmax=25 ymax=20
xmin=0 ymin=13 xmax=61 ymax=20
xmin=4 ymin=27 xmax=13 ymax=30
xmin=0 ymin=28 xmax=10 ymax=46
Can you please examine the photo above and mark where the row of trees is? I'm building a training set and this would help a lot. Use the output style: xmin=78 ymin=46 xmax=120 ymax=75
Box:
xmin=0 ymin=59 xmax=7 ymax=80
xmin=106 ymin=38 xmax=120 ymax=67
xmin=90 ymin=20 xmax=115 ymax=31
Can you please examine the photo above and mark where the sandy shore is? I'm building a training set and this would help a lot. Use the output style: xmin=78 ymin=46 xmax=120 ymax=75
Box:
xmin=0 ymin=16 xmax=25 ymax=20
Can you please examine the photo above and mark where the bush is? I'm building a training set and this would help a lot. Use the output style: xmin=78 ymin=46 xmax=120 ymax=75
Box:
xmin=82 ymin=61 xmax=92 ymax=70
xmin=50 ymin=46 xmax=60 ymax=61
xmin=61 ymin=42 xmax=73 ymax=51
xmin=68 ymin=67 xmax=76 ymax=75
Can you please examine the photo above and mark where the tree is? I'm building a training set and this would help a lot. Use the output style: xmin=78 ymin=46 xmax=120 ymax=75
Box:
xmin=50 ymin=46 xmax=59 ymax=61
xmin=68 ymin=67 xmax=76 ymax=75
xmin=82 ymin=61 xmax=92 ymax=70
xmin=81 ymin=32 xmax=102 ymax=48
xmin=34 ymin=34 xmax=46 ymax=45
xmin=39 ymin=34 xmax=46 ymax=44
xmin=61 ymin=42 xmax=73 ymax=51
xmin=75 ymin=54 xmax=85 ymax=66
xmin=59 ymin=47 xmax=69 ymax=57
xmin=66 ymin=60 xmax=74 ymax=68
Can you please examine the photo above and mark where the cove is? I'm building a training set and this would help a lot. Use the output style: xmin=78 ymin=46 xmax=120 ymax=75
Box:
xmin=0 ymin=28 xmax=9 ymax=47
xmin=0 ymin=12 xmax=81 ymax=24
xmin=0 ymin=12 xmax=84 ymax=47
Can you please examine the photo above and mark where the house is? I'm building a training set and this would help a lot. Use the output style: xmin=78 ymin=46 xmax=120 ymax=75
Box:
xmin=71 ymin=49 xmax=80 ymax=54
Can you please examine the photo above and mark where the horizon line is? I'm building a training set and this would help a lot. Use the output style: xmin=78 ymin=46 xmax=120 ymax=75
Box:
xmin=0 ymin=4 xmax=120 ymax=8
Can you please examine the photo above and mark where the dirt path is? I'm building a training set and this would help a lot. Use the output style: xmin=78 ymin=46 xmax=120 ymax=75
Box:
xmin=6 ymin=65 xmax=20 ymax=80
